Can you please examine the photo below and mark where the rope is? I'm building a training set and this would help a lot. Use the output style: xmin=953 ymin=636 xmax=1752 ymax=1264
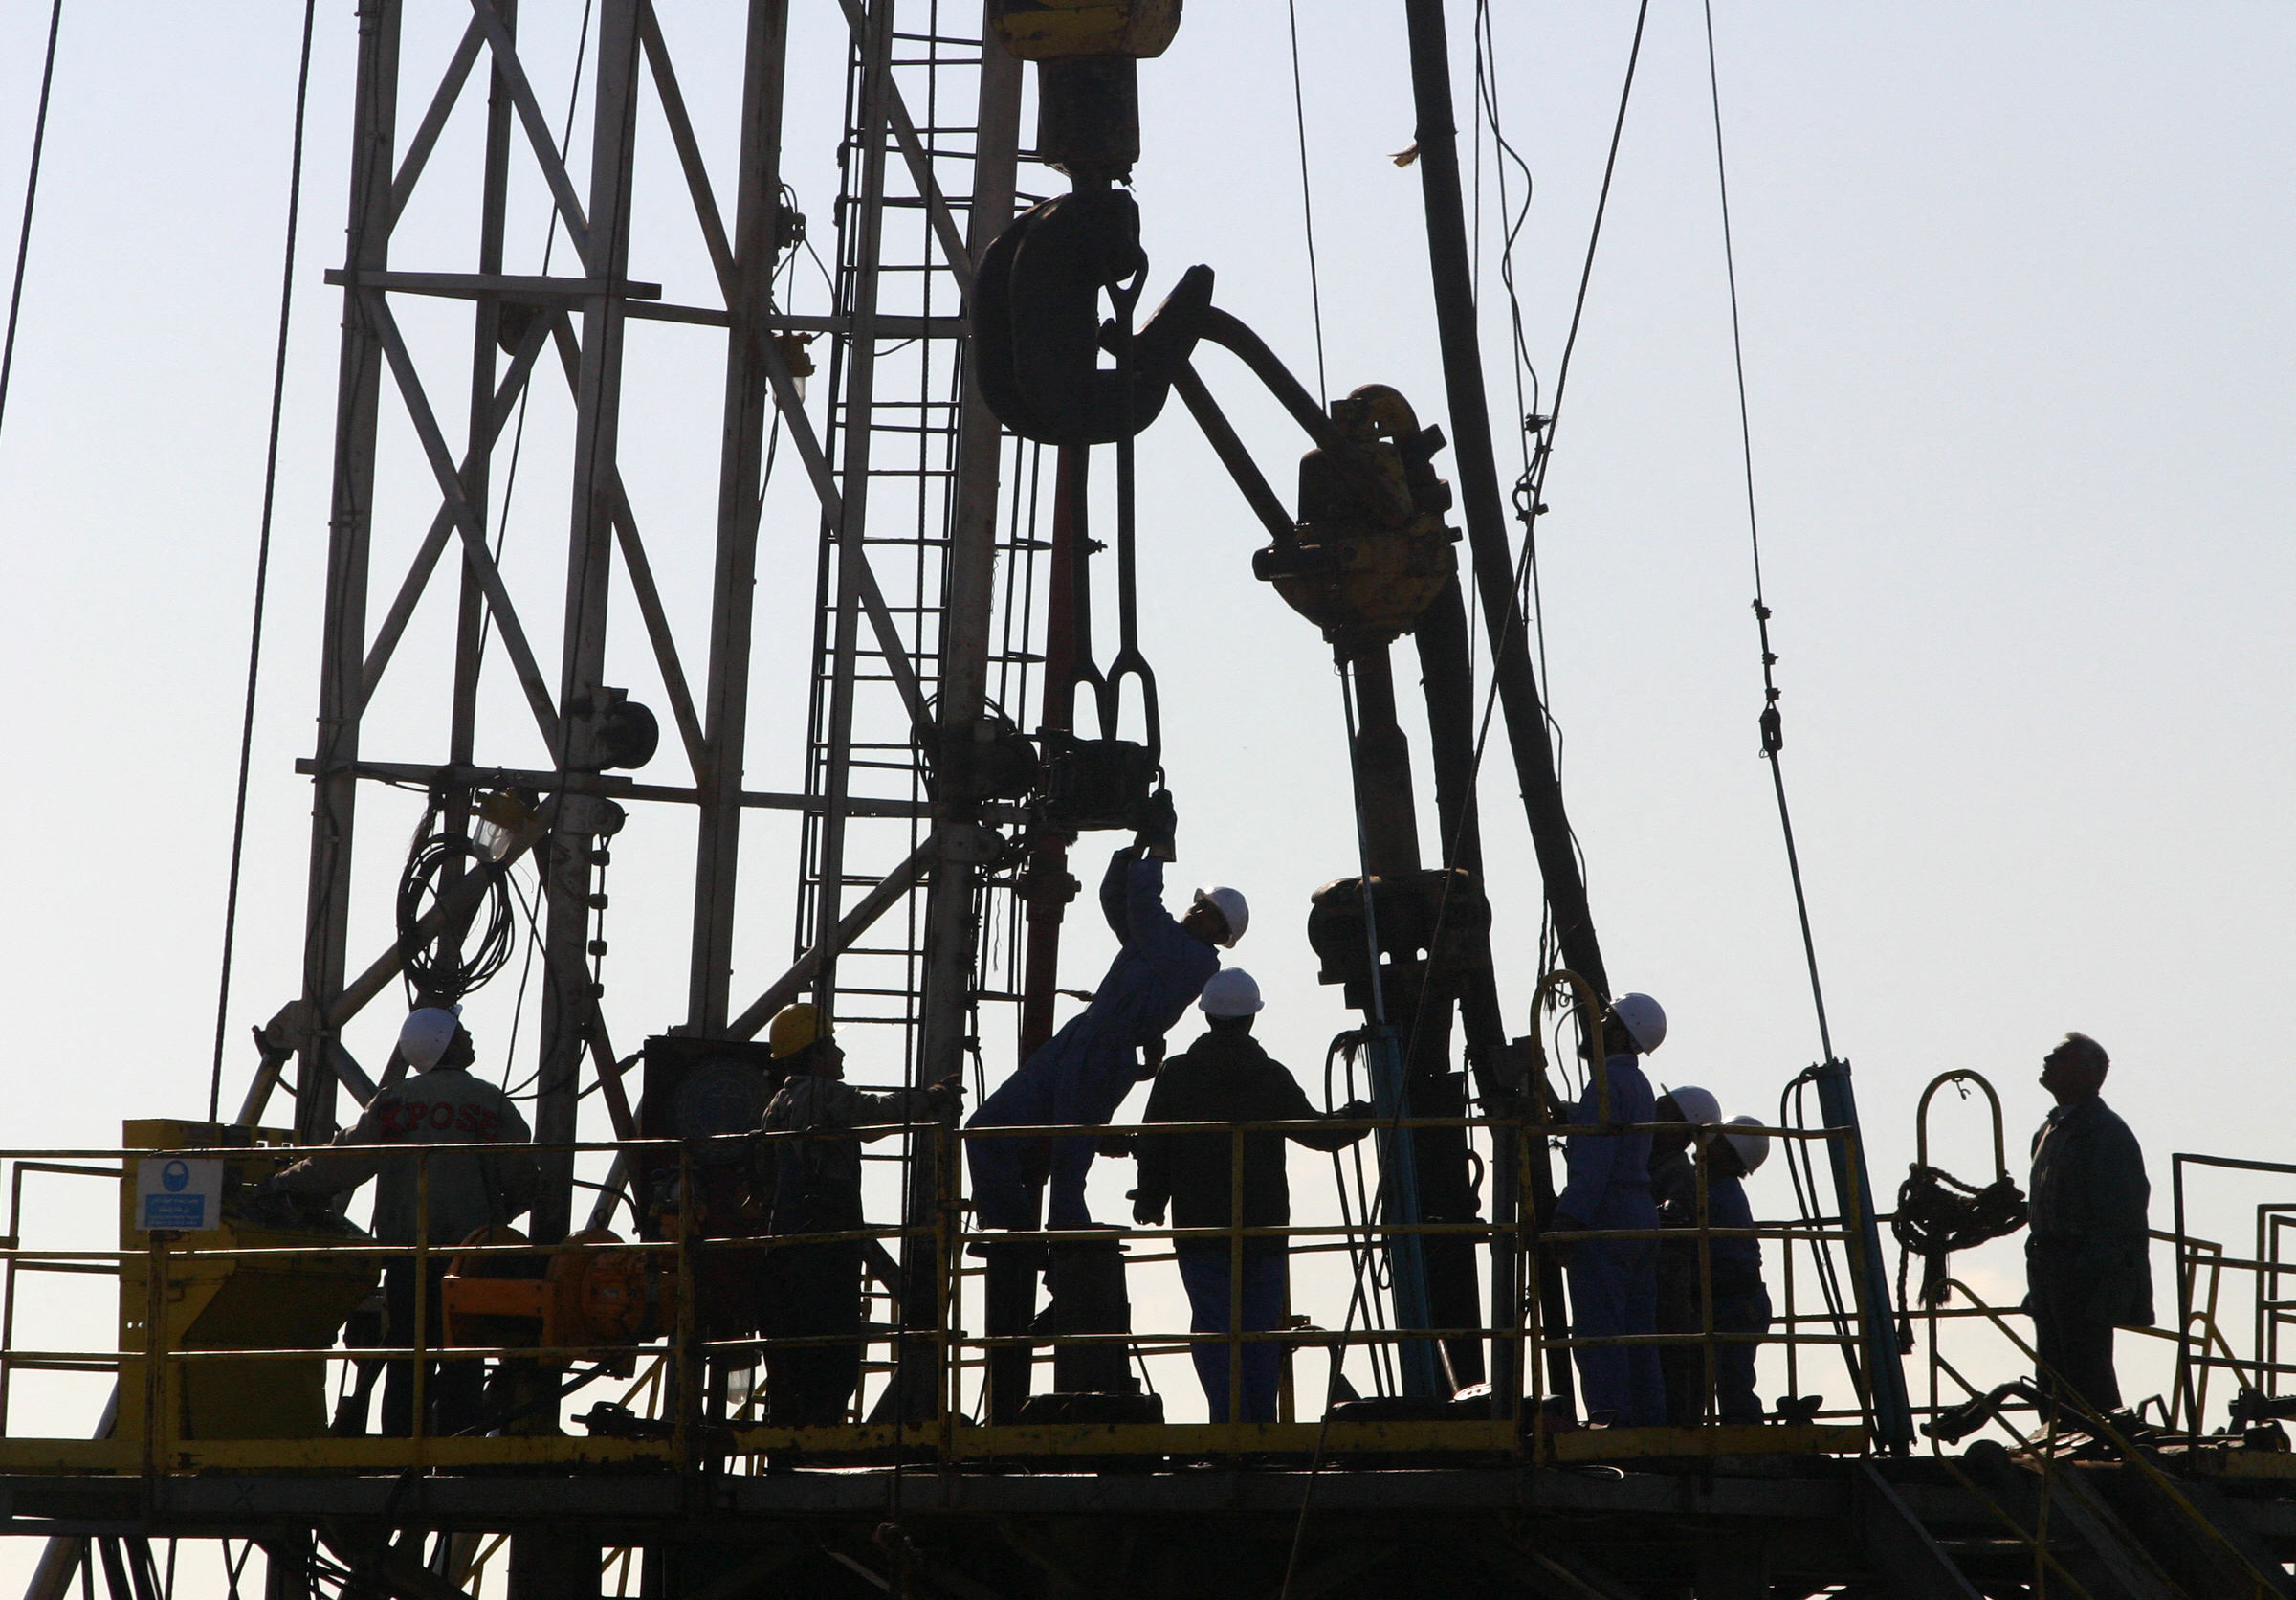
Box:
xmin=1283 ymin=0 xmax=1327 ymax=406
xmin=1891 ymin=1165 xmax=2026 ymax=1333
xmin=208 ymin=0 xmax=319 ymax=1123
xmin=0 ymin=0 xmax=62 ymax=446
xmin=1701 ymin=0 xmax=1835 ymax=1060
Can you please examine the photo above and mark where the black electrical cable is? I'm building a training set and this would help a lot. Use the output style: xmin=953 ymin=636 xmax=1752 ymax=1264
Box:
xmin=1283 ymin=0 xmax=1328 ymax=407
xmin=0 ymin=0 xmax=61 ymax=446
xmin=1701 ymin=0 xmax=1835 ymax=1061
xmin=208 ymin=0 xmax=319 ymax=1123
xmin=396 ymin=810 xmax=518 ymax=1007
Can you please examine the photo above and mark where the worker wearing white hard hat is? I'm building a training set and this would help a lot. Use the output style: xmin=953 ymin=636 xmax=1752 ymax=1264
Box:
xmin=267 ymin=1005 xmax=540 ymax=1437
xmin=1549 ymin=993 xmax=1669 ymax=1427
xmin=1132 ymin=968 xmax=1370 ymax=1422
xmin=969 ymin=797 xmax=1247 ymax=1233
xmin=1691 ymin=1112 xmax=1775 ymax=1424
xmin=1649 ymin=1084 xmax=1717 ymax=1426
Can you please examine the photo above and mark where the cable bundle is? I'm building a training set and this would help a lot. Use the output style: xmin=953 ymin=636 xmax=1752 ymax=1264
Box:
xmin=1892 ymin=1163 xmax=2028 ymax=1323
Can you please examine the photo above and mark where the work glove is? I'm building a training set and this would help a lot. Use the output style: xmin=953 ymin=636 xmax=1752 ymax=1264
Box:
xmin=1132 ymin=788 xmax=1178 ymax=861
xmin=1335 ymin=1099 xmax=1376 ymax=1124
xmin=1129 ymin=1189 xmax=1165 ymax=1228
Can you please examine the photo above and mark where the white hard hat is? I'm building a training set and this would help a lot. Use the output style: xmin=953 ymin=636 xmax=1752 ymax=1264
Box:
xmin=1199 ymin=967 xmax=1264 ymax=1017
xmin=1610 ymin=992 xmax=1667 ymax=1055
xmin=399 ymin=1006 xmax=464 ymax=1073
xmin=1193 ymin=885 xmax=1248 ymax=947
xmin=1662 ymin=1084 xmax=1719 ymax=1127
xmin=1722 ymin=1114 xmax=1771 ymax=1174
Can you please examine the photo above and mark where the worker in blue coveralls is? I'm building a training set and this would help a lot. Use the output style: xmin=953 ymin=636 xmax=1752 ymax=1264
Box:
xmin=968 ymin=832 xmax=1248 ymax=1232
xmin=1550 ymin=991 xmax=1669 ymax=1428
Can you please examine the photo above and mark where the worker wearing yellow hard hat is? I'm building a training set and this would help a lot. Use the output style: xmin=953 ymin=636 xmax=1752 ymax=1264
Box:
xmin=756 ymin=1001 xmax=960 ymax=1425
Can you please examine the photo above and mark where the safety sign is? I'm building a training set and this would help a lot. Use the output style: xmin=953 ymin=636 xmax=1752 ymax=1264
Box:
xmin=136 ymin=1157 xmax=224 ymax=1233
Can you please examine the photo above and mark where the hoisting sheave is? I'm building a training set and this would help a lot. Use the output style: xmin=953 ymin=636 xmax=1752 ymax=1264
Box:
xmin=1255 ymin=386 xmax=1460 ymax=649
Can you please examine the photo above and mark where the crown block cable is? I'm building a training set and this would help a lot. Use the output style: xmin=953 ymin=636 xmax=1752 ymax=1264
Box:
xmin=209 ymin=0 xmax=320 ymax=1122
xmin=1700 ymin=0 xmax=1836 ymax=1061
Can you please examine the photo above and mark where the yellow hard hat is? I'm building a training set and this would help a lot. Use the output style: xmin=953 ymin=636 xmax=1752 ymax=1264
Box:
xmin=768 ymin=1003 xmax=832 ymax=1060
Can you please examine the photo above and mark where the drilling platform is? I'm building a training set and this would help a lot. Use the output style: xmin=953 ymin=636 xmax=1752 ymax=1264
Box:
xmin=2 ymin=4 xmax=2295 ymax=1598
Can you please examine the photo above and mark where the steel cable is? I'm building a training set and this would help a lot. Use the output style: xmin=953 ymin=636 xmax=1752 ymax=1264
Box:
xmin=1701 ymin=0 xmax=1836 ymax=1060
xmin=208 ymin=0 xmax=320 ymax=1122
xmin=0 ymin=0 xmax=62 ymax=445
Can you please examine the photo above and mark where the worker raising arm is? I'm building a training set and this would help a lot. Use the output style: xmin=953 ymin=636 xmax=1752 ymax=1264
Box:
xmin=969 ymin=804 xmax=1247 ymax=1231
xmin=265 ymin=1006 xmax=539 ymax=1437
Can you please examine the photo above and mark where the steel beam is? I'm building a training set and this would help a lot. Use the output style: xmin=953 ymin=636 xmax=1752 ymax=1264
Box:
xmin=806 ymin=0 xmax=899 ymax=1006
xmin=688 ymin=0 xmax=792 ymax=1037
xmin=534 ymin=0 xmax=641 ymax=1248
xmin=296 ymin=0 xmax=401 ymax=1146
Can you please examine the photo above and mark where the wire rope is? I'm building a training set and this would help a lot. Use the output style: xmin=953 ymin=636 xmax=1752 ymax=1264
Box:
xmin=1700 ymin=0 xmax=1835 ymax=1060
xmin=0 ymin=0 xmax=61 ymax=446
xmin=1282 ymin=0 xmax=1328 ymax=406
xmin=208 ymin=0 xmax=320 ymax=1122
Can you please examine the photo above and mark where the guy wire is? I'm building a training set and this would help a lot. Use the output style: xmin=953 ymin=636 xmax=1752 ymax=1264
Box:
xmin=209 ymin=0 xmax=319 ymax=1122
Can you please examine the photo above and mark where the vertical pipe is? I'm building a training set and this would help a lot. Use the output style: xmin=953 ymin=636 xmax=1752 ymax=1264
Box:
xmin=1413 ymin=576 xmax=1573 ymax=1408
xmin=1399 ymin=0 xmax=1608 ymax=1002
xmin=688 ymin=0 xmax=792 ymax=1035
xmin=298 ymin=0 xmax=401 ymax=1145
xmin=537 ymin=0 xmax=641 ymax=1247
xmin=810 ymin=0 xmax=899 ymax=1004
xmin=903 ymin=8 xmax=1026 ymax=1424
xmin=1016 ymin=448 xmax=1085 ymax=1063
xmin=1813 ymin=1059 xmax=1913 ymax=1451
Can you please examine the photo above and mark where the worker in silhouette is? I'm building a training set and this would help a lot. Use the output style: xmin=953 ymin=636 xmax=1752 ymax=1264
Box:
xmin=1551 ymin=993 xmax=1667 ymax=1428
xmin=757 ymin=1004 xmax=960 ymax=1426
xmin=2025 ymin=1032 xmax=2151 ymax=1420
xmin=267 ymin=1006 xmax=539 ymax=1437
xmin=968 ymin=818 xmax=1247 ymax=1232
xmin=1131 ymin=969 xmax=1370 ymax=1422
xmin=1649 ymin=1085 xmax=1718 ymax=1427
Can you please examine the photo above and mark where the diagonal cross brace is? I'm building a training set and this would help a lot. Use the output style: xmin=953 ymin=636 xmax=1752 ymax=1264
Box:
xmin=388 ymin=19 xmax=486 ymax=230
xmin=635 ymin=2 xmax=737 ymax=293
xmin=539 ymin=313 xmax=709 ymax=775
xmin=356 ymin=310 xmax=552 ymax=714
xmin=365 ymin=291 xmax=563 ymax=751
xmin=466 ymin=0 xmax=596 ymax=273
xmin=755 ymin=330 xmax=932 ymax=736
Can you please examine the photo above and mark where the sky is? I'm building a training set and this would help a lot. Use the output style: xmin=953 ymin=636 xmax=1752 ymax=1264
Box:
xmin=2 ymin=0 xmax=2294 ymax=1589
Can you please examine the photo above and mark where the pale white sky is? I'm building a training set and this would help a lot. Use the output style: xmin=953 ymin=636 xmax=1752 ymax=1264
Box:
xmin=1 ymin=1 xmax=2292 ymax=1585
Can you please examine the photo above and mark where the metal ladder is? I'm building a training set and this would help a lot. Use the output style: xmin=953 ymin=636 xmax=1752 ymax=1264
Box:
xmin=794 ymin=0 xmax=1045 ymax=1074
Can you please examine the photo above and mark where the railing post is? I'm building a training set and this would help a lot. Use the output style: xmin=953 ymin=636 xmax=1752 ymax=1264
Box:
xmin=412 ymin=1148 xmax=430 ymax=1456
xmin=1229 ymin=1124 xmax=1245 ymax=1433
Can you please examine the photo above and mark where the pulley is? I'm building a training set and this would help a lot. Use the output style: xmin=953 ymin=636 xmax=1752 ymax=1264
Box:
xmin=1254 ymin=385 xmax=1459 ymax=650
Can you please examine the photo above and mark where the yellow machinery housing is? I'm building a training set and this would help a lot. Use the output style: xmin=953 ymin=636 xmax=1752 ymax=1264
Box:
xmin=118 ymin=1120 xmax=377 ymax=1443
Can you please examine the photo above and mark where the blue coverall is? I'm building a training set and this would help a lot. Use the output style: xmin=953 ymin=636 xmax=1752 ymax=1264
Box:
xmin=1702 ymin=1171 xmax=1771 ymax=1424
xmin=1557 ymin=1052 xmax=1666 ymax=1427
xmin=968 ymin=849 xmax=1220 ymax=1229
